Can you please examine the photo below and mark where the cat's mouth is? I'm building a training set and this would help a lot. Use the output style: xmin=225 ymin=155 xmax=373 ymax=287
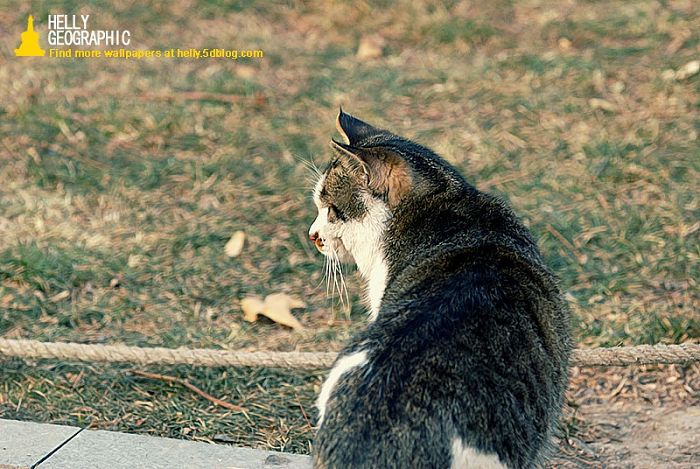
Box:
xmin=313 ymin=235 xmax=353 ymax=263
xmin=314 ymin=237 xmax=325 ymax=251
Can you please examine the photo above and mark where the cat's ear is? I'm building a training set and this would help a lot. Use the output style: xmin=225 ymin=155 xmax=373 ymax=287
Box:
xmin=330 ymin=139 xmax=412 ymax=208
xmin=335 ymin=108 xmax=385 ymax=145
xmin=330 ymin=139 xmax=371 ymax=184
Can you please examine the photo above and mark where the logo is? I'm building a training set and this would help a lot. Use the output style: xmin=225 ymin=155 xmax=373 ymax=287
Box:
xmin=15 ymin=15 xmax=45 ymax=57
xmin=14 ymin=13 xmax=263 ymax=62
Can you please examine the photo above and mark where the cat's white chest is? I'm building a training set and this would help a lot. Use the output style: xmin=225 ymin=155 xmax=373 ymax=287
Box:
xmin=343 ymin=196 xmax=390 ymax=321
xmin=366 ymin=261 xmax=387 ymax=321
xmin=316 ymin=350 xmax=368 ymax=425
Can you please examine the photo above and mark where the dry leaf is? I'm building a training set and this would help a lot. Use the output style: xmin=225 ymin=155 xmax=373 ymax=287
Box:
xmin=262 ymin=293 xmax=305 ymax=330
xmin=240 ymin=293 xmax=306 ymax=330
xmin=266 ymin=292 xmax=306 ymax=310
xmin=661 ymin=61 xmax=700 ymax=81
xmin=240 ymin=296 xmax=265 ymax=322
xmin=661 ymin=69 xmax=677 ymax=81
xmin=675 ymin=60 xmax=699 ymax=80
xmin=234 ymin=65 xmax=257 ymax=79
xmin=224 ymin=231 xmax=246 ymax=257
xmin=557 ymin=37 xmax=572 ymax=51
xmin=610 ymin=81 xmax=625 ymax=94
xmin=127 ymin=254 xmax=145 ymax=267
xmin=588 ymin=98 xmax=617 ymax=113
xmin=50 ymin=290 xmax=70 ymax=302
xmin=356 ymin=35 xmax=386 ymax=60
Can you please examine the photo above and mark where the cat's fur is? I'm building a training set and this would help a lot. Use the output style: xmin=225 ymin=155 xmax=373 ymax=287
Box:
xmin=308 ymin=110 xmax=571 ymax=468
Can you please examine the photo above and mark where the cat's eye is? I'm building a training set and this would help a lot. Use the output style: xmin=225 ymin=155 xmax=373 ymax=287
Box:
xmin=327 ymin=204 xmax=341 ymax=222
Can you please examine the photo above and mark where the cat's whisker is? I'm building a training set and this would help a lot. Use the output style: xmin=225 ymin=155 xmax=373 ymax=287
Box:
xmin=314 ymin=256 xmax=328 ymax=290
xmin=331 ymin=250 xmax=350 ymax=311
xmin=329 ymin=250 xmax=342 ymax=318
xmin=307 ymin=158 xmax=323 ymax=177
xmin=291 ymin=155 xmax=324 ymax=199
xmin=332 ymin=257 xmax=342 ymax=300
xmin=328 ymin=248 xmax=346 ymax=312
xmin=324 ymin=255 xmax=331 ymax=299
xmin=296 ymin=154 xmax=323 ymax=178
xmin=331 ymin=251 xmax=341 ymax=304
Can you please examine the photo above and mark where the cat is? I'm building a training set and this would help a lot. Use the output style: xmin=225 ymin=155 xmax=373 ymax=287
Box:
xmin=308 ymin=109 xmax=571 ymax=468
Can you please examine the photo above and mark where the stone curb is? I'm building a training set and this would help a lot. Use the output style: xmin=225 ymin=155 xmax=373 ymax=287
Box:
xmin=0 ymin=419 xmax=312 ymax=469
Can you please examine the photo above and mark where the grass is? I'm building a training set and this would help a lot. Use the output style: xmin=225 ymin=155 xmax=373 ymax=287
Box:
xmin=1 ymin=0 xmax=698 ymax=454
xmin=0 ymin=358 xmax=321 ymax=453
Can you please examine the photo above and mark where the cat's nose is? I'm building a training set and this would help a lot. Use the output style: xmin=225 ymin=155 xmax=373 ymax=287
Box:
xmin=310 ymin=231 xmax=324 ymax=250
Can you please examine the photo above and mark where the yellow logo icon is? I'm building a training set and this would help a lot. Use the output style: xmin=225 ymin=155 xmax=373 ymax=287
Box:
xmin=15 ymin=15 xmax=45 ymax=57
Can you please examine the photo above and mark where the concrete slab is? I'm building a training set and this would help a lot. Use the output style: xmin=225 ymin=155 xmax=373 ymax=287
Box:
xmin=0 ymin=419 xmax=78 ymax=468
xmin=0 ymin=419 xmax=312 ymax=469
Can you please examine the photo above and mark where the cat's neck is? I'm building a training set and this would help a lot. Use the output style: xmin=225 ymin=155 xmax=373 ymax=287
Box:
xmin=357 ymin=252 xmax=388 ymax=321
xmin=344 ymin=196 xmax=391 ymax=321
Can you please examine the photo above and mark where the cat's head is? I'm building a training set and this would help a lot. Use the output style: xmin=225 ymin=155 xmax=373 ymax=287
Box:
xmin=308 ymin=109 xmax=461 ymax=273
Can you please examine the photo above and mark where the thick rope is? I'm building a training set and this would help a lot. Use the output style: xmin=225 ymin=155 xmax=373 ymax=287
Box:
xmin=1 ymin=339 xmax=699 ymax=369
xmin=0 ymin=339 xmax=337 ymax=369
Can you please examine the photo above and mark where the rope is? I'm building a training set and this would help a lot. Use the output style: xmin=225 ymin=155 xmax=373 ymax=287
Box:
xmin=1 ymin=339 xmax=699 ymax=369
xmin=0 ymin=339 xmax=336 ymax=369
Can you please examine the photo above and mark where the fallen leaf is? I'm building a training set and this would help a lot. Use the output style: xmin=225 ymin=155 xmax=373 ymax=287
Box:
xmin=675 ymin=60 xmax=699 ymax=80
xmin=50 ymin=290 xmax=70 ymax=302
xmin=262 ymin=293 xmax=305 ymax=330
xmin=558 ymin=37 xmax=572 ymax=51
xmin=661 ymin=69 xmax=676 ymax=81
xmin=588 ymin=98 xmax=617 ymax=112
xmin=127 ymin=254 xmax=145 ymax=267
xmin=356 ymin=34 xmax=386 ymax=60
xmin=266 ymin=292 xmax=306 ymax=310
xmin=224 ymin=231 xmax=246 ymax=257
xmin=661 ymin=60 xmax=700 ymax=81
xmin=610 ymin=81 xmax=625 ymax=94
xmin=241 ymin=296 xmax=265 ymax=322
xmin=240 ymin=293 xmax=306 ymax=330
xmin=234 ymin=65 xmax=257 ymax=79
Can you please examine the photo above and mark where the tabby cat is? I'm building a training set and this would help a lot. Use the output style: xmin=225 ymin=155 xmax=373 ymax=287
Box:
xmin=308 ymin=110 xmax=571 ymax=468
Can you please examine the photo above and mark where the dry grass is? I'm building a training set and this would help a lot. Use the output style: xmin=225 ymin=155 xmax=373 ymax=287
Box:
xmin=0 ymin=0 xmax=698 ymax=454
